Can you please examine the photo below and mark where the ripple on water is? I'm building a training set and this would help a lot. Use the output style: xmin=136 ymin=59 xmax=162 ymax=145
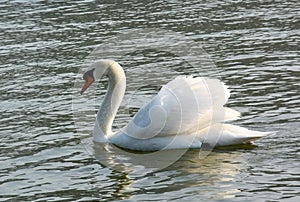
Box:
xmin=0 ymin=0 xmax=299 ymax=201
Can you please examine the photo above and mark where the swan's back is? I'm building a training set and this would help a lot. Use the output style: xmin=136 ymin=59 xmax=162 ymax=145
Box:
xmin=121 ymin=76 xmax=238 ymax=139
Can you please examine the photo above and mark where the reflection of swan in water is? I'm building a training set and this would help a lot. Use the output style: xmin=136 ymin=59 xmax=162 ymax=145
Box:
xmin=82 ymin=137 xmax=245 ymax=200
xmin=82 ymin=137 xmax=187 ymax=174
xmin=160 ymin=149 xmax=246 ymax=200
xmin=80 ymin=60 xmax=274 ymax=151
xmin=82 ymin=136 xmax=251 ymax=174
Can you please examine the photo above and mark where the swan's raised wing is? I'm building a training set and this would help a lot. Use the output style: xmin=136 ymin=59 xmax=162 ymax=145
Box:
xmin=122 ymin=76 xmax=239 ymax=139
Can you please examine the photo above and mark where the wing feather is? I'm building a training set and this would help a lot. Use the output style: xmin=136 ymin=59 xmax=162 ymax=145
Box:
xmin=122 ymin=76 xmax=234 ymax=139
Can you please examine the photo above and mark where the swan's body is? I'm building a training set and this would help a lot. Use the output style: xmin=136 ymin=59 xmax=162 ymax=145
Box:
xmin=81 ymin=60 xmax=273 ymax=151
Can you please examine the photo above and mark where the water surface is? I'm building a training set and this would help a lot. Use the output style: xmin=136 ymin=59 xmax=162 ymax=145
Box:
xmin=0 ymin=0 xmax=299 ymax=201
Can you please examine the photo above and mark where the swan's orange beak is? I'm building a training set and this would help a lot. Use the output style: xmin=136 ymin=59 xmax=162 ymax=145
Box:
xmin=80 ymin=75 xmax=94 ymax=95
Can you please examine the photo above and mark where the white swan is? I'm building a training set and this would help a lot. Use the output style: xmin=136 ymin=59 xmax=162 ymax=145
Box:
xmin=80 ymin=60 xmax=273 ymax=151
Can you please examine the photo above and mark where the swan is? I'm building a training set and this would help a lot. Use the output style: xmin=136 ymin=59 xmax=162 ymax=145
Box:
xmin=80 ymin=59 xmax=273 ymax=151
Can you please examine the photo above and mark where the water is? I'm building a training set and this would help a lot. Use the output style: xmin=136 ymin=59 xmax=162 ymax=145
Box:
xmin=1 ymin=0 xmax=299 ymax=201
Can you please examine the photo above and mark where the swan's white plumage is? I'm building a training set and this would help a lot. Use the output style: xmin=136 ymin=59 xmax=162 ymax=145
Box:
xmin=81 ymin=60 xmax=273 ymax=151
xmin=197 ymin=123 xmax=275 ymax=146
xmin=123 ymin=76 xmax=235 ymax=139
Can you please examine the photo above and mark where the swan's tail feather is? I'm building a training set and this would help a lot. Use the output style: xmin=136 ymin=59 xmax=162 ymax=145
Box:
xmin=197 ymin=124 xmax=275 ymax=146
xmin=234 ymin=130 xmax=275 ymax=144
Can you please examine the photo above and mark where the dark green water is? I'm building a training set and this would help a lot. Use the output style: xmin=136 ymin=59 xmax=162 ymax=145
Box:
xmin=0 ymin=1 xmax=299 ymax=201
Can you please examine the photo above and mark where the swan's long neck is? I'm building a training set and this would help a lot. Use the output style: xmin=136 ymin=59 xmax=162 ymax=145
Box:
xmin=93 ymin=62 xmax=126 ymax=142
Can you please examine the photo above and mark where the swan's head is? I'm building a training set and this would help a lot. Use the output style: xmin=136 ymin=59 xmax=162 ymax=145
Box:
xmin=80 ymin=59 xmax=115 ymax=94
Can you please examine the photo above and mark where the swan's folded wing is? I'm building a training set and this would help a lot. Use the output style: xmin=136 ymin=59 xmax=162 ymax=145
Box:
xmin=122 ymin=76 xmax=234 ymax=139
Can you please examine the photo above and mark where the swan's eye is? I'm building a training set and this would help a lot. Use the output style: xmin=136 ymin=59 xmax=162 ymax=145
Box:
xmin=83 ymin=68 xmax=95 ymax=81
